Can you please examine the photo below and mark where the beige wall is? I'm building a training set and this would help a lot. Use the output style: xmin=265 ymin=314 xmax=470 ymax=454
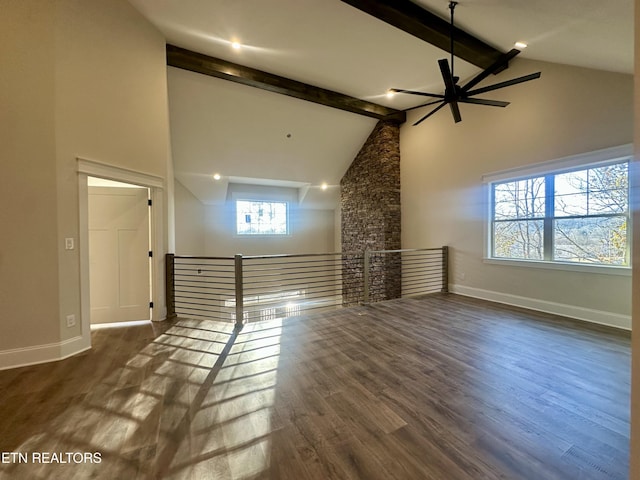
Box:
xmin=401 ymin=59 xmax=633 ymax=328
xmin=175 ymin=180 xmax=206 ymax=255
xmin=0 ymin=0 xmax=171 ymax=364
xmin=631 ymin=0 xmax=639 ymax=475
xmin=0 ymin=1 xmax=60 ymax=351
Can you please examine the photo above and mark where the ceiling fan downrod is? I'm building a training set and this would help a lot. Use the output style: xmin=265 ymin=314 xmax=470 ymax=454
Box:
xmin=449 ymin=1 xmax=457 ymax=80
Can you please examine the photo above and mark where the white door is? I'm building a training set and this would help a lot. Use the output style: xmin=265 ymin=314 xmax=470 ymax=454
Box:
xmin=88 ymin=185 xmax=151 ymax=324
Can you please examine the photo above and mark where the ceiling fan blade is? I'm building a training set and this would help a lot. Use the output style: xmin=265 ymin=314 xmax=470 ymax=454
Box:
xmin=459 ymin=98 xmax=510 ymax=107
xmin=390 ymin=88 xmax=444 ymax=99
xmin=461 ymin=49 xmax=521 ymax=93
xmin=466 ymin=72 xmax=541 ymax=97
xmin=438 ymin=59 xmax=461 ymax=123
xmin=413 ymin=101 xmax=447 ymax=126
xmin=405 ymin=99 xmax=444 ymax=112
xmin=449 ymin=100 xmax=462 ymax=123
xmin=438 ymin=59 xmax=457 ymax=94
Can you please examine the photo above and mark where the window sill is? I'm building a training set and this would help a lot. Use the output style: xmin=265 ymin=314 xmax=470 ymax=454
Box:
xmin=483 ymin=258 xmax=631 ymax=276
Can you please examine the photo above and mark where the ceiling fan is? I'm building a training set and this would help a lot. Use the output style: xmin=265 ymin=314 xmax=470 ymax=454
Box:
xmin=391 ymin=1 xmax=541 ymax=125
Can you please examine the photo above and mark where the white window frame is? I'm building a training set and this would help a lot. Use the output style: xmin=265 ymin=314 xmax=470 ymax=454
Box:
xmin=482 ymin=144 xmax=632 ymax=276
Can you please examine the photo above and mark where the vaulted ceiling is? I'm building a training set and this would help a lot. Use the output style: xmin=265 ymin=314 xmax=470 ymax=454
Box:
xmin=127 ymin=0 xmax=633 ymax=208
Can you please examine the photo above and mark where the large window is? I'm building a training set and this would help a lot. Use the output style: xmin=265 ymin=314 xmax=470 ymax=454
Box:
xmin=236 ymin=200 xmax=289 ymax=235
xmin=490 ymin=160 xmax=629 ymax=266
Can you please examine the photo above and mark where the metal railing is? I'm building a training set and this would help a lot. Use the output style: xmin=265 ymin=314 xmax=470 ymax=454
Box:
xmin=166 ymin=246 xmax=448 ymax=330
xmin=364 ymin=247 xmax=448 ymax=303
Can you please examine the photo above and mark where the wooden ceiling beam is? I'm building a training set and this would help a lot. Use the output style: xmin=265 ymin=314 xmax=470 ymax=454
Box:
xmin=167 ymin=44 xmax=406 ymax=123
xmin=341 ymin=0 xmax=505 ymax=71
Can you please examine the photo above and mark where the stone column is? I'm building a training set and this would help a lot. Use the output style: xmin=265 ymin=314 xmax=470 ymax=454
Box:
xmin=340 ymin=120 xmax=401 ymax=304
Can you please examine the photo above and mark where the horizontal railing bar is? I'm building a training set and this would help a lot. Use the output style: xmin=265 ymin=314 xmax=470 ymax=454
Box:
xmin=174 ymin=285 xmax=235 ymax=292
xmin=241 ymin=287 xmax=346 ymax=300
xmin=174 ymin=285 xmax=236 ymax=293
xmin=402 ymin=276 xmax=443 ymax=284
xmin=369 ymin=247 xmax=444 ymax=255
xmin=244 ymin=274 xmax=344 ymax=284
xmin=174 ymin=248 xmax=442 ymax=262
xmin=245 ymin=280 xmax=360 ymax=292
xmin=245 ymin=274 xmax=351 ymax=284
xmin=175 ymin=270 xmax=233 ymax=276
xmin=174 ymin=294 xmax=229 ymax=303
xmin=402 ymin=280 xmax=442 ymax=288
xmin=244 ymin=258 xmax=357 ymax=268
xmin=242 ymin=251 xmax=364 ymax=260
xmin=174 ymin=264 xmax=233 ymax=270
xmin=174 ymin=276 xmax=234 ymax=282
xmin=372 ymin=257 xmax=441 ymax=265
xmin=174 ymin=265 xmax=234 ymax=270
xmin=175 ymin=260 xmax=234 ymax=264
xmin=175 ymin=276 xmax=235 ymax=283
xmin=371 ymin=255 xmax=440 ymax=262
xmin=401 ymin=277 xmax=442 ymax=284
xmin=175 ymin=277 xmax=235 ymax=284
xmin=175 ymin=268 xmax=235 ymax=274
xmin=399 ymin=260 xmax=443 ymax=267
xmin=174 ymin=298 xmax=229 ymax=307
xmin=174 ymin=255 xmax=235 ymax=261
xmin=243 ymin=268 xmax=345 ymax=279
xmin=400 ymin=269 xmax=442 ymax=276
xmin=401 ymin=269 xmax=443 ymax=277
xmin=243 ymin=262 xmax=356 ymax=273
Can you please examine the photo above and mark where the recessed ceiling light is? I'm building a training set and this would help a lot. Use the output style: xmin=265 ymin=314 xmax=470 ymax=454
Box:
xmin=321 ymin=183 xmax=328 ymax=190
xmin=231 ymin=41 xmax=242 ymax=50
xmin=213 ymin=173 xmax=221 ymax=180
xmin=514 ymin=41 xmax=528 ymax=49
xmin=386 ymin=90 xmax=395 ymax=98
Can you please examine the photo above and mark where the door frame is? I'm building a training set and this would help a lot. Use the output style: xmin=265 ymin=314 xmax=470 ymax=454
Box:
xmin=78 ymin=158 xmax=165 ymax=345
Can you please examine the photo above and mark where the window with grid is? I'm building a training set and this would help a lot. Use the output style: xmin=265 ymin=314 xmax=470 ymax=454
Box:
xmin=236 ymin=200 xmax=289 ymax=235
xmin=490 ymin=160 xmax=629 ymax=266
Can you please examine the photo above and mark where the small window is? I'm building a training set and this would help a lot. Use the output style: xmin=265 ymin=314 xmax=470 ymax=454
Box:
xmin=490 ymin=160 xmax=629 ymax=266
xmin=236 ymin=200 xmax=288 ymax=235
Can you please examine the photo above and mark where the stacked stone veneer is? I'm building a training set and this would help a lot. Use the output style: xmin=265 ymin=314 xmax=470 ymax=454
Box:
xmin=341 ymin=120 xmax=401 ymax=305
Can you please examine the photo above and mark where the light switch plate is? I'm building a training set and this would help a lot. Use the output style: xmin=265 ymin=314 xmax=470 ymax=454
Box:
xmin=65 ymin=238 xmax=74 ymax=250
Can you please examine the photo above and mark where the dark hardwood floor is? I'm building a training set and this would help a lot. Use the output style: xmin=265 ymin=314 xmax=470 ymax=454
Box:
xmin=0 ymin=294 xmax=630 ymax=479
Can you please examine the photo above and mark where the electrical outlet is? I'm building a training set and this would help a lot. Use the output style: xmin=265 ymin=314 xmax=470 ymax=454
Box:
xmin=66 ymin=314 xmax=76 ymax=328
xmin=65 ymin=238 xmax=74 ymax=250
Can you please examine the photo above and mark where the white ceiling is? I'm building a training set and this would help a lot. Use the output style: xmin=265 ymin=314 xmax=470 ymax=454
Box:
xmin=128 ymin=0 xmax=633 ymax=208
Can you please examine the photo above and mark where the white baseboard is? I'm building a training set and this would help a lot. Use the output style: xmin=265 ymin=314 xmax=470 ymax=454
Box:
xmin=0 ymin=335 xmax=91 ymax=371
xmin=449 ymin=284 xmax=631 ymax=331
